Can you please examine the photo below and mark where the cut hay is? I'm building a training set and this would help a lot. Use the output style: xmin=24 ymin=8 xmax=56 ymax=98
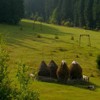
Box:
xmin=48 ymin=60 xmax=58 ymax=79
xmin=38 ymin=61 xmax=50 ymax=77
xmin=69 ymin=61 xmax=82 ymax=80
xmin=57 ymin=60 xmax=69 ymax=83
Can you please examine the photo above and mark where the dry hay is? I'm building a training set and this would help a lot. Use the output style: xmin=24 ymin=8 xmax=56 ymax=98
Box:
xmin=48 ymin=60 xmax=58 ymax=79
xmin=69 ymin=61 xmax=82 ymax=80
xmin=38 ymin=61 xmax=50 ymax=77
xmin=57 ymin=60 xmax=69 ymax=83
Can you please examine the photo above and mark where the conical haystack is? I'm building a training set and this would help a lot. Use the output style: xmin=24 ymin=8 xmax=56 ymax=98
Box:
xmin=38 ymin=61 xmax=50 ymax=77
xmin=57 ymin=60 xmax=69 ymax=83
xmin=48 ymin=60 xmax=58 ymax=79
xmin=69 ymin=61 xmax=82 ymax=80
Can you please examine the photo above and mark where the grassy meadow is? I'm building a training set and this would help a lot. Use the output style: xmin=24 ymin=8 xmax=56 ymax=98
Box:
xmin=0 ymin=19 xmax=100 ymax=100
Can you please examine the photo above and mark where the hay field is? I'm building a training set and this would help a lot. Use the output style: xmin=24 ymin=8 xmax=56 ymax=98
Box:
xmin=0 ymin=19 xmax=100 ymax=100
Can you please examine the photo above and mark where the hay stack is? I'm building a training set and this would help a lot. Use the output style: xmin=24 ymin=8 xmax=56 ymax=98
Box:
xmin=48 ymin=60 xmax=58 ymax=79
xmin=38 ymin=61 xmax=50 ymax=77
xmin=57 ymin=60 xmax=69 ymax=83
xmin=69 ymin=61 xmax=82 ymax=80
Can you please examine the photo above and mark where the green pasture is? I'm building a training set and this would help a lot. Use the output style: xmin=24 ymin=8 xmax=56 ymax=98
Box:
xmin=0 ymin=19 xmax=100 ymax=100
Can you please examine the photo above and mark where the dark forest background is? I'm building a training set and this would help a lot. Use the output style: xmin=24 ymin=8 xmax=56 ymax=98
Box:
xmin=0 ymin=0 xmax=100 ymax=30
xmin=24 ymin=0 xmax=100 ymax=30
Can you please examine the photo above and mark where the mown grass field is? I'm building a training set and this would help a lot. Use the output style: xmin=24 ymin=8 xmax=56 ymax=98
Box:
xmin=0 ymin=19 xmax=100 ymax=100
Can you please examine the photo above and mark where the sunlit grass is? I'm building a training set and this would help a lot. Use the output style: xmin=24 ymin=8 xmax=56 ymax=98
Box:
xmin=0 ymin=19 xmax=100 ymax=100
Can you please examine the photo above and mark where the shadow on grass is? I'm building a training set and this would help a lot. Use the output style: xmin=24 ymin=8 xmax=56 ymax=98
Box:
xmin=65 ymin=80 xmax=100 ymax=91
xmin=0 ymin=20 xmax=73 ymax=49
xmin=21 ymin=20 xmax=72 ymax=35
xmin=37 ymin=76 xmax=100 ymax=91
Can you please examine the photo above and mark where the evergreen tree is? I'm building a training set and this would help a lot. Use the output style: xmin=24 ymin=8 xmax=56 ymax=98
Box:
xmin=0 ymin=0 xmax=24 ymax=24
xmin=73 ymin=0 xmax=79 ymax=26
xmin=93 ymin=0 xmax=100 ymax=29
xmin=84 ymin=0 xmax=94 ymax=29
xmin=78 ymin=0 xmax=85 ymax=27
xmin=23 ymin=0 xmax=100 ymax=30
xmin=50 ymin=0 xmax=62 ymax=24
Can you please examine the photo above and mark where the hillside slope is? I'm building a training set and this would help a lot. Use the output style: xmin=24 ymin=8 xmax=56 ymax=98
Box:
xmin=0 ymin=19 xmax=100 ymax=100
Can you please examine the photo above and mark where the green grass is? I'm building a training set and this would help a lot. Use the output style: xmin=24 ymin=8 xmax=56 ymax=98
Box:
xmin=0 ymin=19 xmax=100 ymax=100
xmin=32 ymin=78 xmax=100 ymax=100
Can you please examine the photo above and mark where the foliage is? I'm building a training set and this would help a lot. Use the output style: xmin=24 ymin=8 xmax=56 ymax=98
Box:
xmin=96 ymin=55 xmax=100 ymax=70
xmin=54 ymin=35 xmax=59 ymax=39
xmin=0 ymin=36 xmax=14 ymax=100
xmin=37 ymin=17 xmax=43 ymax=22
xmin=0 ymin=35 xmax=39 ymax=100
xmin=63 ymin=21 xmax=73 ymax=27
xmin=0 ymin=0 xmax=24 ymax=24
xmin=24 ymin=0 xmax=100 ymax=29
xmin=16 ymin=62 xmax=39 ymax=100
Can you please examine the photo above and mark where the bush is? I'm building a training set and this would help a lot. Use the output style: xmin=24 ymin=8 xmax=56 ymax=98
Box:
xmin=37 ymin=17 xmax=43 ymax=22
xmin=36 ymin=34 xmax=42 ymax=38
xmin=0 ymin=42 xmax=14 ymax=100
xmin=54 ymin=35 xmax=59 ymax=39
xmin=16 ymin=62 xmax=39 ymax=100
xmin=0 ymin=35 xmax=39 ymax=100
xmin=64 ymin=21 xmax=73 ymax=27
xmin=96 ymin=55 xmax=100 ymax=70
xmin=61 ymin=20 xmax=65 ymax=25
xmin=71 ymin=35 xmax=74 ymax=40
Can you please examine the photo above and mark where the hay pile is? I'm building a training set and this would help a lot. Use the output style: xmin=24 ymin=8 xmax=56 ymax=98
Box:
xmin=38 ymin=61 xmax=50 ymax=77
xmin=48 ymin=60 xmax=58 ymax=79
xmin=57 ymin=60 xmax=69 ymax=83
xmin=69 ymin=61 xmax=82 ymax=79
xmin=37 ymin=60 xmax=83 ymax=83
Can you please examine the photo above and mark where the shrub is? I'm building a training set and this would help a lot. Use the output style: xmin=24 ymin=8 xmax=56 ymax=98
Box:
xmin=61 ymin=20 xmax=65 ymax=25
xmin=57 ymin=60 xmax=69 ymax=83
xmin=71 ymin=35 xmax=74 ymax=40
xmin=69 ymin=61 xmax=82 ymax=80
xmin=37 ymin=17 xmax=43 ymax=22
xmin=36 ymin=34 xmax=42 ymax=38
xmin=55 ymin=35 xmax=59 ymax=39
xmin=64 ymin=21 xmax=73 ymax=27
xmin=16 ymin=62 xmax=39 ymax=100
xmin=48 ymin=60 xmax=58 ymax=79
xmin=89 ymin=52 xmax=93 ymax=56
xmin=0 ymin=35 xmax=39 ymax=100
xmin=96 ymin=55 xmax=100 ymax=70
xmin=0 ymin=36 xmax=13 ymax=100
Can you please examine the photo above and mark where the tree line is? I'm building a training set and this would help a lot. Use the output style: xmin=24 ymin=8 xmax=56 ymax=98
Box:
xmin=24 ymin=0 xmax=100 ymax=30
xmin=0 ymin=0 xmax=24 ymax=24
xmin=0 ymin=0 xmax=100 ymax=30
